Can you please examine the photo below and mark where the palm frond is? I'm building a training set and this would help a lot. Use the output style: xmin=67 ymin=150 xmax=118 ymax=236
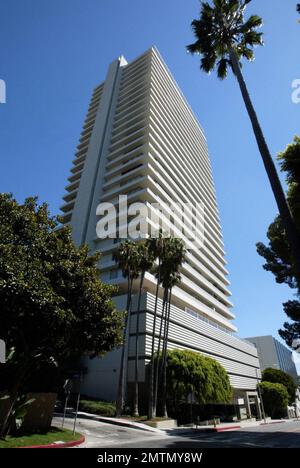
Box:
xmin=217 ymin=58 xmax=229 ymax=79
xmin=201 ymin=53 xmax=217 ymax=73
xmin=187 ymin=0 xmax=264 ymax=78
xmin=241 ymin=14 xmax=263 ymax=32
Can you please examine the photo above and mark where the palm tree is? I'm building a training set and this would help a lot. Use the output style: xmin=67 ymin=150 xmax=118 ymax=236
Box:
xmin=147 ymin=231 xmax=165 ymax=419
xmin=160 ymin=238 xmax=186 ymax=417
xmin=132 ymin=241 xmax=155 ymax=417
xmin=187 ymin=0 xmax=300 ymax=279
xmin=152 ymin=237 xmax=186 ymax=417
xmin=113 ymin=240 xmax=139 ymax=417
xmin=153 ymin=282 xmax=169 ymax=416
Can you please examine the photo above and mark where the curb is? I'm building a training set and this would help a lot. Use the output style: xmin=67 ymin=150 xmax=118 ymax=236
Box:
xmin=195 ymin=425 xmax=241 ymax=433
xmin=192 ymin=420 xmax=289 ymax=433
xmin=260 ymin=420 xmax=286 ymax=426
xmin=20 ymin=435 xmax=85 ymax=449
xmin=213 ymin=425 xmax=241 ymax=432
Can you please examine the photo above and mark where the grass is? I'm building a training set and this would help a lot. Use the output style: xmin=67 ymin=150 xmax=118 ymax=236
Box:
xmin=0 ymin=428 xmax=82 ymax=448
xmin=122 ymin=415 xmax=170 ymax=421
xmin=79 ymin=399 xmax=116 ymax=417
xmin=121 ymin=415 xmax=172 ymax=426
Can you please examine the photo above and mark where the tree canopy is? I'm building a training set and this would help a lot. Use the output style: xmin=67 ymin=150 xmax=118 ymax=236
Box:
xmin=0 ymin=193 xmax=124 ymax=367
xmin=262 ymin=368 xmax=297 ymax=405
xmin=259 ymin=381 xmax=289 ymax=419
xmin=187 ymin=0 xmax=263 ymax=79
xmin=166 ymin=349 xmax=232 ymax=404
xmin=256 ymin=137 xmax=300 ymax=347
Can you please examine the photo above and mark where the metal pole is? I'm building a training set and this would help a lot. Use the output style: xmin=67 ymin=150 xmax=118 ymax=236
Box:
xmin=256 ymin=368 xmax=266 ymax=423
xmin=62 ymin=393 xmax=69 ymax=428
xmin=73 ymin=392 xmax=81 ymax=435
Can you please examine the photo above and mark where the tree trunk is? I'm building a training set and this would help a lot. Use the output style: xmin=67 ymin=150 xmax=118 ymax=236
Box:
xmin=132 ymin=272 xmax=145 ymax=417
xmin=229 ymin=47 xmax=300 ymax=279
xmin=116 ymin=275 xmax=133 ymax=417
xmin=153 ymin=287 xmax=168 ymax=416
xmin=161 ymin=289 xmax=172 ymax=418
xmin=148 ymin=259 xmax=161 ymax=420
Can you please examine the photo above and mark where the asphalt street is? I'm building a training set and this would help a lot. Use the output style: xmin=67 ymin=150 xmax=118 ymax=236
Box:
xmin=53 ymin=417 xmax=300 ymax=448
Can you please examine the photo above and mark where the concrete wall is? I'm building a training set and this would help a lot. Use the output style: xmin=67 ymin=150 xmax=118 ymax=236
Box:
xmin=80 ymin=292 xmax=260 ymax=401
xmin=246 ymin=335 xmax=298 ymax=382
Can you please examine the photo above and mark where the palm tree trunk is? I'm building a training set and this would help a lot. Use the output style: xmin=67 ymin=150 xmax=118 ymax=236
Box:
xmin=116 ymin=275 xmax=133 ymax=417
xmin=148 ymin=259 xmax=161 ymax=419
xmin=133 ymin=272 xmax=145 ymax=417
xmin=229 ymin=47 xmax=300 ymax=279
xmin=153 ymin=287 xmax=168 ymax=416
xmin=159 ymin=288 xmax=170 ymax=382
xmin=161 ymin=288 xmax=172 ymax=418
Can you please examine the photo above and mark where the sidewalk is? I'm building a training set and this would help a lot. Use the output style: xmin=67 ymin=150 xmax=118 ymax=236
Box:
xmin=55 ymin=410 xmax=289 ymax=435
xmin=54 ymin=411 xmax=165 ymax=434
xmin=183 ymin=418 xmax=288 ymax=433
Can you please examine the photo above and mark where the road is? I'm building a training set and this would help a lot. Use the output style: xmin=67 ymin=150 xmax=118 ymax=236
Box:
xmin=53 ymin=417 xmax=300 ymax=448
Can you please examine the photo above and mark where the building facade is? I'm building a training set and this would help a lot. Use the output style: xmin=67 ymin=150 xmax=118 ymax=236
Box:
xmin=61 ymin=47 xmax=261 ymax=415
xmin=246 ymin=335 xmax=299 ymax=382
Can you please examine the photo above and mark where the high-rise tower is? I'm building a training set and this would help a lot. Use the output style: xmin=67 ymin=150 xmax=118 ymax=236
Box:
xmin=61 ymin=48 xmax=261 ymax=415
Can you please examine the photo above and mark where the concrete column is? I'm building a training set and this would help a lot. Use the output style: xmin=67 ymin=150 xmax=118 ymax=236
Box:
xmin=255 ymin=394 xmax=262 ymax=420
xmin=245 ymin=393 xmax=252 ymax=419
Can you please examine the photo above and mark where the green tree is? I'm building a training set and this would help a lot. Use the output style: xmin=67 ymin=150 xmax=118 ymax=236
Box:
xmin=258 ymin=381 xmax=289 ymax=419
xmin=113 ymin=240 xmax=139 ymax=417
xmin=0 ymin=194 xmax=123 ymax=436
xmin=187 ymin=0 xmax=300 ymax=279
xmin=262 ymin=368 xmax=297 ymax=405
xmin=166 ymin=349 xmax=232 ymax=404
xmin=257 ymin=137 xmax=300 ymax=346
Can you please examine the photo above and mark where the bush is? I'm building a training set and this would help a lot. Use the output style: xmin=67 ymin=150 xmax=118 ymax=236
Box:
xmin=262 ymin=368 xmax=297 ymax=404
xmin=166 ymin=349 xmax=232 ymax=405
xmin=79 ymin=399 xmax=116 ymax=417
xmin=259 ymin=381 xmax=289 ymax=419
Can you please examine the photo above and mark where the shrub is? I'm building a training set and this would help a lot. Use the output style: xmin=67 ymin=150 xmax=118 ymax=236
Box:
xmin=259 ymin=381 xmax=289 ymax=419
xmin=166 ymin=349 xmax=232 ymax=404
xmin=79 ymin=399 xmax=116 ymax=417
xmin=262 ymin=368 xmax=297 ymax=404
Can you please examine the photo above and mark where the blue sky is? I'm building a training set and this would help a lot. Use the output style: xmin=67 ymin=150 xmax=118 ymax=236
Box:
xmin=0 ymin=0 xmax=299 ymax=351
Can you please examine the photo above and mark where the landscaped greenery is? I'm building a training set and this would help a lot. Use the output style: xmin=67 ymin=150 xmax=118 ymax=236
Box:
xmin=0 ymin=194 xmax=124 ymax=437
xmin=257 ymin=137 xmax=300 ymax=347
xmin=262 ymin=368 xmax=297 ymax=405
xmin=188 ymin=0 xmax=300 ymax=280
xmin=259 ymin=381 xmax=289 ymax=419
xmin=166 ymin=349 xmax=232 ymax=404
xmin=0 ymin=427 xmax=82 ymax=448
xmin=113 ymin=236 xmax=186 ymax=419
xmin=79 ymin=399 xmax=116 ymax=417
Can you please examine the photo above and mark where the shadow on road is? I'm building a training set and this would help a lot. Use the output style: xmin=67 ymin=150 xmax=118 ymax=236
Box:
xmin=162 ymin=425 xmax=300 ymax=448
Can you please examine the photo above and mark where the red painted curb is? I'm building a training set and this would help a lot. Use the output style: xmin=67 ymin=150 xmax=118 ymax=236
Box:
xmin=214 ymin=425 xmax=241 ymax=432
xmin=19 ymin=435 xmax=85 ymax=449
